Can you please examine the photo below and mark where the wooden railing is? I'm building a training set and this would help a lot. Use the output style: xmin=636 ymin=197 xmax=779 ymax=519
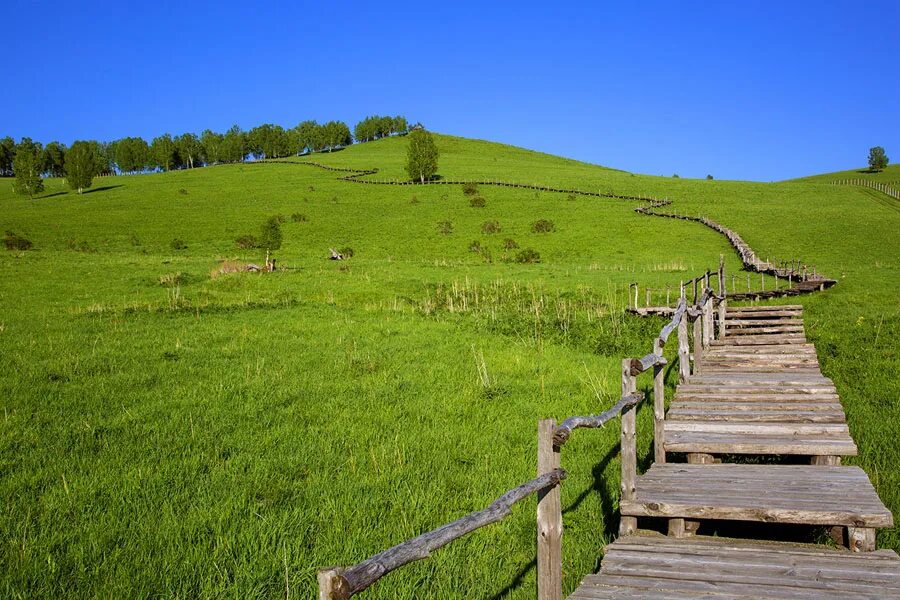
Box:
xmin=317 ymin=274 xmax=726 ymax=599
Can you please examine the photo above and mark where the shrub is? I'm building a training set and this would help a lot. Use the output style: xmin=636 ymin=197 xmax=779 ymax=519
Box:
xmin=68 ymin=239 xmax=96 ymax=252
xmin=409 ymin=195 xmax=420 ymax=204
xmin=273 ymin=214 xmax=286 ymax=223
xmin=672 ymin=174 xmax=680 ymax=178
xmin=158 ymin=272 xmax=187 ymax=286
xmin=170 ymin=238 xmax=187 ymax=250
xmin=469 ymin=240 xmax=482 ymax=253
xmin=129 ymin=233 xmax=141 ymax=246
xmin=437 ymin=220 xmax=453 ymax=235
xmin=706 ymin=174 xmax=714 ymax=180
xmin=567 ymin=193 xmax=577 ymax=201
xmin=178 ymin=188 xmax=189 ymax=195
xmin=3 ymin=231 xmax=32 ymax=251
xmin=481 ymin=220 xmax=501 ymax=234
xmin=469 ymin=196 xmax=486 ymax=208
xmin=515 ymin=248 xmax=541 ymax=263
xmin=503 ymin=238 xmax=519 ymax=250
xmin=259 ymin=216 xmax=282 ymax=250
xmin=235 ymin=234 xmax=259 ymax=249
xmin=290 ymin=213 xmax=308 ymax=222
xmin=531 ymin=219 xmax=556 ymax=233
xmin=339 ymin=246 xmax=354 ymax=258
xmin=462 ymin=182 xmax=479 ymax=196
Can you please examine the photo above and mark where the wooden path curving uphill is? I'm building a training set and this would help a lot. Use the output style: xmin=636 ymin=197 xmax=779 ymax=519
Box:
xmin=569 ymin=303 xmax=896 ymax=599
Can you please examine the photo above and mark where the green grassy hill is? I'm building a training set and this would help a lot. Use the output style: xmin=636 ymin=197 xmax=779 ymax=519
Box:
xmin=1 ymin=134 xmax=898 ymax=598
xmin=788 ymin=162 xmax=900 ymax=184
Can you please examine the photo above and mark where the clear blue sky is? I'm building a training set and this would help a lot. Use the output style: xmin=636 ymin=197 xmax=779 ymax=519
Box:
xmin=5 ymin=1 xmax=899 ymax=181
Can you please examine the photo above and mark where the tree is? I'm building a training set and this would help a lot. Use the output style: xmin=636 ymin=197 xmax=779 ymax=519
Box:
xmin=0 ymin=137 xmax=15 ymax=177
xmin=706 ymin=174 xmax=714 ymax=180
xmin=200 ymin=129 xmax=223 ymax=164
xmin=294 ymin=120 xmax=320 ymax=153
xmin=12 ymin=138 xmax=44 ymax=198
xmin=868 ymin=146 xmax=889 ymax=172
xmin=112 ymin=137 xmax=150 ymax=173
xmin=150 ymin=134 xmax=177 ymax=171
xmin=221 ymin=125 xmax=246 ymax=163
xmin=393 ymin=115 xmax=408 ymax=135
xmin=406 ymin=129 xmax=439 ymax=183
xmin=322 ymin=121 xmax=351 ymax=151
xmin=259 ymin=216 xmax=282 ymax=251
xmin=41 ymin=141 xmax=66 ymax=177
xmin=175 ymin=133 xmax=202 ymax=168
xmin=65 ymin=141 xmax=95 ymax=194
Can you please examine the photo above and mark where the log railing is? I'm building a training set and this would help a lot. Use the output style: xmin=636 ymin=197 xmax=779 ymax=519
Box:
xmin=317 ymin=273 xmax=723 ymax=599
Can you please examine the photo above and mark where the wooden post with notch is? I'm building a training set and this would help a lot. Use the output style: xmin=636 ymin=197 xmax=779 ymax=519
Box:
xmin=653 ymin=339 xmax=666 ymax=464
xmin=691 ymin=313 xmax=702 ymax=375
xmin=677 ymin=309 xmax=690 ymax=382
xmin=619 ymin=359 xmax=637 ymax=536
xmin=537 ymin=419 xmax=563 ymax=600
xmin=318 ymin=568 xmax=350 ymax=600
xmin=717 ymin=255 xmax=726 ymax=339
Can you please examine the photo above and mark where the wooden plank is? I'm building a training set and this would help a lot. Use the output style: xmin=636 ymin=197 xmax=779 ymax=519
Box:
xmin=662 ymin=432 xmax=858 ymax=455
xmin=568 ymin=535 xmax=900 ymax=600
xmin=621 ymin=465 xmax=892 ymax=527
xmin=663 ymin=422 xmax=849 ymax=435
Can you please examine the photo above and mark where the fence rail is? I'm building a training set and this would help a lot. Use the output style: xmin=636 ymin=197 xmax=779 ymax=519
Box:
xmin=317 ymin=268 xmax=725 ymax=599
xmin=831 ymin=178 xmax=900 ymax=200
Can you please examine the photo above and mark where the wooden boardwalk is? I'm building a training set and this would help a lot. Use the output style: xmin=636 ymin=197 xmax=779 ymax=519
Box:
xmin=571 ymin=303 xmax=896 ymax=598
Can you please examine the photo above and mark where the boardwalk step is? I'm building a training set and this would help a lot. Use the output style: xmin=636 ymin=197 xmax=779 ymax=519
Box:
xmin=711 ymin=336 xmax=807 ymax=346
xmin=723 ymin=310 xmax=803 ymax=318
xmin=728 ymin=304 xmax=803 ymax=312
xmin=568 ymin=535 xmax=900 ymax=599
xmin=662 ymin=421 xmax=857 ymax=455
xmin=621 ymin=464 xmax=892 ymax=527
xmin=726 ymin=319 xmax=804 ymax=326
xmin=667 ymin=409 xmax=846 ymax=423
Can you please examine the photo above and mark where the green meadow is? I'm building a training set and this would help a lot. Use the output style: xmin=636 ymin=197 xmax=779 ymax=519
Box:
xmin=1 ymin=134 xmax=898 ymax=598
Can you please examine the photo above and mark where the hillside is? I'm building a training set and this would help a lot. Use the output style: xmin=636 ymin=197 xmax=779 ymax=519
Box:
xmin=788 ymin=162 xmax=900 ymax=184
xmin=1 ymin=134 xmax=898 ymax=598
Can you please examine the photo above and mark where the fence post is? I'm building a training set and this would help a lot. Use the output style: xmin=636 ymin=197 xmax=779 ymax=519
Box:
xmin=678 ymin=310 xmax=690 ymax=382
xmin=717 ymin=255 xmax=726 ymax=339
xmin=703 ymin=296 xmax=713 ymax=349
xmin=691 ymin=313 xmax=702 ymax=375
xmin=619 ymin=359 xmax=638 ymax=536
xmin=653 ymin=338 xmax=666 ymax=464
xmin=537 ymin=419 xmax=562 ymax=600
xmin=318 ymin=569 xmax=350 ymax=600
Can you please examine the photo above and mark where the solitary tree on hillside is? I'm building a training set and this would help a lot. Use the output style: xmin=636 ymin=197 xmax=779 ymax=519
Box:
xmin=65 ymin=141 xmax=95 ymax=194
xmin=405 ymin=129 xmax=439 ymax=183
xmin=12 ymin=138 xmax=44 ymax=198
xmin=868 ymin=146 xmax=889 ymax=172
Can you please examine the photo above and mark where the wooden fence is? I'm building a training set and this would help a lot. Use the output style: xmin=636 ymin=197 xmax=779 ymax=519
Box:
xmin=317 ymin=282 xmax=724 ymax=599
xmin=831 ymin=178 xmax=900 ymax=200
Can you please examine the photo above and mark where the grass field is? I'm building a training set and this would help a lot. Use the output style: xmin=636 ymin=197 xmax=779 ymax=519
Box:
xmin=1 ymin=134 xmax=898 ymax=598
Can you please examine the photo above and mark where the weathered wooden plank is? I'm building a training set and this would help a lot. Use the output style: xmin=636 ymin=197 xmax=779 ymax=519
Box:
xmin=621 ymin=465 xmax=892 ymax=528
xmin=663 ymin=434 xmax=858 ymax=456
xmin=568 ymin=535 xmax=900 ymax=600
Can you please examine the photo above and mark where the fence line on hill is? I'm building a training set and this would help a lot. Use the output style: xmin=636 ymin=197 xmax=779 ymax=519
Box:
xmin=831 ymin=178 xmax=900 ymax=200
xmin=318 ymin=284 xmax=723 ymax=599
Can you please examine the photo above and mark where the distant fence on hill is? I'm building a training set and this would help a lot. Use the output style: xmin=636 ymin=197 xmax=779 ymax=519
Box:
xmin=266 ymin=159 xmax=666 ymax=203
xmin=831 ymin=178 xmax=900 ymax=200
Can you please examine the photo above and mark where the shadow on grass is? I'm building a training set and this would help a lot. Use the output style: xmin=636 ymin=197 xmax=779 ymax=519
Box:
xmin=38 ymin=191 xmax=68 ymax=199
xmin=484 ymin=557 xmax=536 ymax=600
xmin=84 ymin=185 xmax=124 ymax=194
